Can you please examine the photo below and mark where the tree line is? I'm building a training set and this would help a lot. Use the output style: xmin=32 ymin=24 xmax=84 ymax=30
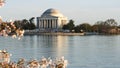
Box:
xmin=13 ymin=17 xmax=36 ymax=30
xmin=9 ymin=18 xmax=120 ymax=34
xmin=62 ymin=19 xmax=120 ymax=34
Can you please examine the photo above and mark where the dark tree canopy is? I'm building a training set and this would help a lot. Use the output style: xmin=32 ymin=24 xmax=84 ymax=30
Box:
xmin=13 ymin=18 xmax=36 ymax=30
xmin=62 ymin=19 xmax=75 ymax=32
xmin=92 ymin=19 xmax=118 ymax=33
xmin=74 ymin=25 xmax=81 ymax=33
xmin=79 ymin=23 xmax=92 ymax=32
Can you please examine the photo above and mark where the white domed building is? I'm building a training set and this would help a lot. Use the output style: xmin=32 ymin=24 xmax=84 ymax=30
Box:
xmin=37 ymin=8 xmax=68 ymax=32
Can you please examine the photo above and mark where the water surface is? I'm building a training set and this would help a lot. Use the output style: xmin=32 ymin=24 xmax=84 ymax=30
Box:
xmin=0 ymin=35 xmax=120 ymax=68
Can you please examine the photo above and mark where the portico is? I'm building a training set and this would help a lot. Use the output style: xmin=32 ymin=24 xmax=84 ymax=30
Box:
xmin=38 ymin=18 xmax=58 ymax=29
xmin=37 ymin=8 xmax=68 ymax=32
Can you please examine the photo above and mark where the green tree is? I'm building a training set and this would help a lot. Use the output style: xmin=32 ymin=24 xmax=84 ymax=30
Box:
xmin=93 ymin=19 xmax=118 ymax=33
xmin=29 ymin=17 xmax=35 ymax=24
xmin=14 ymin=17 xmax=36 ymax=30
xmin=91 ymin=25 xmax=99 ymax=32
xmin=79 ymin=23 xmax=92 ymax=32
xmin=68 ymin=20 xmax=75 ymax=31
xmin=105 ymin=19 xmax=117 ymax=27
xmin=14 ymin=20 xmax=22 ymax=29
xmin=62 ymin=19 xmax=75 ymax=32
xmin=29 ymin=17 xmax=36 ymax=30
xmin=21 ymin=19 xmax=29 ymax=30
xmin=74 ymin=25 xmax=81 ymax=33
xmin=62 ymin=25 xmax=68 ymax=30
xmin=29 ymin=22 xmax=36 ymax=30
xmin=93 ymin=21 xmax=104 ymax=33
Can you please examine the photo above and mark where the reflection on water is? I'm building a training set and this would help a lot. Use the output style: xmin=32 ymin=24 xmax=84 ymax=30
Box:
xmin=0 ymin=35 xmax=120 ymax=68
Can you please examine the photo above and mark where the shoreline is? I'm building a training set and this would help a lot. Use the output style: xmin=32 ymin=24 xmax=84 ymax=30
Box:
xmin=24 ymin=32 xmax=120 ymax=36
xmin=24 ymin=32 xmax=85 ymax=36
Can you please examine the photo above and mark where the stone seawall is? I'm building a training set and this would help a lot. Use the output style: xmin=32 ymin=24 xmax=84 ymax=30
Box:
xmin=24 ymin=32 xmax=85 ymax=36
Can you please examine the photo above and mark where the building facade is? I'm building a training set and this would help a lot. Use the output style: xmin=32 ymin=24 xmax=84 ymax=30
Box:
xmin=37 ymin=8 xmax=68 ymax=32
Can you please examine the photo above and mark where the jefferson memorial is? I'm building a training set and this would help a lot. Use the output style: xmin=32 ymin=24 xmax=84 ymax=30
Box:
xmin=37 ymin=8 xmax=68 ymax=32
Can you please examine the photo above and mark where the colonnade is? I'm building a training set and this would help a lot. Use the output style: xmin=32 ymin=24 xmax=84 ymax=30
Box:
xmin=39 ymin=19 xmax=58 ymax=29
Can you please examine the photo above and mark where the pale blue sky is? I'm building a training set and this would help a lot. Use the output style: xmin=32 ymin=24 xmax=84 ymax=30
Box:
xmin=1 ymin=0 xmax=120 ymax=25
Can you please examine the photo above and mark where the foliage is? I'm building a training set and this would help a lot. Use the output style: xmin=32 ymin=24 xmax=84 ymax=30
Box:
xmin=93 ymin=19 xmax=118 ymax=34
xmin=62 ymin=19 xmax=118 ymax=34
xmin=0 ymin=17 xmax=36 ymax=38
xmin=0 ymin=21 xmax=24 ymax=39
xmin=0 ymin=0 xmax=5 ymax=7
xmin=74 ymin=25 xmax=81 ymax=33
xmin=79 ymin=23 xmax=92 ymax=32
xmin=29 ymin=17 xmax=36 ymax=30
xmin=13 ymin=17 xmax=36 ymax=30
xmin=62 ymin=19 xmax=75 ymax=32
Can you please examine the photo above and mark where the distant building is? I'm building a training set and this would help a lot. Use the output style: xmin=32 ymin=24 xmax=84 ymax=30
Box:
xmin=37 ymin=8 xmax=68 ymax=32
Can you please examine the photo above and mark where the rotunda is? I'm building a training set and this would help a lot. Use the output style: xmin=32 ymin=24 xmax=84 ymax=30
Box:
xmin=37 ymin=8 xmax=68 ymax=32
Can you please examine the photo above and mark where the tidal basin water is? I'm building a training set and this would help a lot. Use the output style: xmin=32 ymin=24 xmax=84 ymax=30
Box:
xmin=0 ymin=35 xmax=120 ymax=68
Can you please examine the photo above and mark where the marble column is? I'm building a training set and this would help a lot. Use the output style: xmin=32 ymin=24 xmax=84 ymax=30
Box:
xmin=40 ymin=20 xmax=42 ymax=28
xmin=46 ymin=20 xmax=47 ymax=28
xmin=56 ymin=19 xmax=57 ymax=28
xmin=38 ymin=20 xmax=40 ymax=29
xmin=49 ymin=19 xmax=51 ymax=28
xmin=42 ymin=20 xmax=43 ymax=28
xmin=44 ymin=19 xmax=46 ymax=28
xmin=45 ymin=20 xmax=47 ymax=28
xmin=52 ymin=19 xmax=54 ymax=28
xmin=54 ymin=20 xmax=56 ymax=28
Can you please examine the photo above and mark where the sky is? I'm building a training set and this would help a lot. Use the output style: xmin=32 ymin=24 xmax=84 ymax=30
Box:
xmin=0 ymin=0 xmax=120 ymax=25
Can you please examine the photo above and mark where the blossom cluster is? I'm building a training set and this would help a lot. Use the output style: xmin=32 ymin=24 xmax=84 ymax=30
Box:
xmin=0 ymin=0 xmax=5 ymax=7
xmin=0 ymin=21 xmax=24 ymax=39
xmin=0 ymin=49 xmax=68 ymax=68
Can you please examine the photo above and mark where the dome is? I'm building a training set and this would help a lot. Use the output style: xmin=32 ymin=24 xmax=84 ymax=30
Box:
xmin=41 ymin=8 xmax=64 ymax=17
